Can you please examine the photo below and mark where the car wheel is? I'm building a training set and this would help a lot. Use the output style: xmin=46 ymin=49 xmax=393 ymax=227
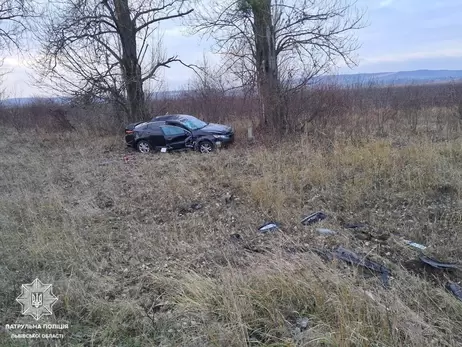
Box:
xmin=198 ymin=140 xmax=214 ymax=153
xmin=137 ymin=140 xmax=151 ymax=153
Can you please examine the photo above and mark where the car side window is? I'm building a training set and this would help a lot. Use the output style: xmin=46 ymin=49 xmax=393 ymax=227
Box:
xmin=166 ymin=121 xmax=187 ymax=129
xmin=161 ymin=126 xmax=186 ymax=136
xmin=146 ymin=123 xmax=158 ymax=130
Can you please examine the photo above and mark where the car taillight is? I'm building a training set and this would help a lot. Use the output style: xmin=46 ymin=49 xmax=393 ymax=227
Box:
xmin=125 ymin=130 xmax=134 ymax=134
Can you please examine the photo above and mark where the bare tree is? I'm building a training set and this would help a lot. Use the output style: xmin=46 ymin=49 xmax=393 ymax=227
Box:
xmin=35 ymin=0 xmax=193 ymax=121
xmin=0 ymin=0 xmax=33 ymax=51
xmin=192 ymin=0 xmax=364 ymax=130
xmin=0 ymin=0 xmax=34 ymax=94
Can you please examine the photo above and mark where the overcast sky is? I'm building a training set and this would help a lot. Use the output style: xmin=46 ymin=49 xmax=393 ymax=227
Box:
xmin=2 ymin=0 xmax=462 ymax=98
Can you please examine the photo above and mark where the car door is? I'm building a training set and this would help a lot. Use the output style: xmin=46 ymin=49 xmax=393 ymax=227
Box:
xmin=160 ymin=125 xmax=190 ymax=150
xmin=145 ymin=123 xmax=166 ymax=149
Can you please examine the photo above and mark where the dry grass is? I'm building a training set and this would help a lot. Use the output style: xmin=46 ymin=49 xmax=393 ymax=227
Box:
xmin=0 ymin=117 xmax=462 ymax=346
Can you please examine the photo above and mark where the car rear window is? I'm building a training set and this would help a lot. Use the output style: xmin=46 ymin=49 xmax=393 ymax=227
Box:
xmin=135 ymin=122 xmax=148 ymax=129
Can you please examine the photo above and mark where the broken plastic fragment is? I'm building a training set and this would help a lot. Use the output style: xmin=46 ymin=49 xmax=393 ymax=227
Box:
xmin=301 ymin=212 xmax=327 ymax=225
xmin=446 ymin=282 xmax=462 ymax=302
xmin=190 ymin=203 xmax=203 ymax=210
xmin=258 ymin=222 xmax=279 ymax=233
xmin=404 ymin=240 xmax=427 ymax=250
xmin=419 ymin=255 xmax=459 ymax=270
xmin=316 ymin=228 xmax=336 ymax=235
xmin=296 ymin=317 xmax=310 ymax=331
xmin=344 ymin=223 xmax=368 ymax=229
xmin=332 ymin=246 xmax=391 ymax=288
xmin=123 ymin=154 xmax=136 ymax=163
xmin=230 ymin=233 xmax=242 ymax=241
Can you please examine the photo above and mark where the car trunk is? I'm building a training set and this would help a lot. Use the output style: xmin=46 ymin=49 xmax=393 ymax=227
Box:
xmin=125 ymin=121 xmax=143 ymax=145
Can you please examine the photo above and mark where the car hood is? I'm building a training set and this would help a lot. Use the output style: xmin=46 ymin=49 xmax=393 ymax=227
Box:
xmin=200 ymin=123 xmax=232 ymax=135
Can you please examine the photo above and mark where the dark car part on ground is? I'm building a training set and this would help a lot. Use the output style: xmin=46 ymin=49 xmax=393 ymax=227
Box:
xmin=332 ymin=247 xmax=391 ymax=288
xmin=301 ymin=211 xmax=327 ymax=225
xmin=230 ymin=233 xmax=242 ymax=241
xmin=280 ymin=245 xmax=390 ymax=287
xmin=446 ymin=282 xmax=462 ymax=302
xmin=344 ymin=222 xmax=368 ymax=229
xmin=419 ymin=255 xmax=459 ymax=270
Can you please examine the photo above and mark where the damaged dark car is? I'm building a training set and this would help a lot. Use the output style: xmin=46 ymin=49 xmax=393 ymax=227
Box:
xmin=125 ymin=114 xmax=234 ymax=153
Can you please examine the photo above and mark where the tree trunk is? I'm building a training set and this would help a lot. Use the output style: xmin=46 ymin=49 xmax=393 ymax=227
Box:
xmin=114 ymin=0 xmax=145 ymax=121
xmin=251 ymin=0 xmax=281 ymax=129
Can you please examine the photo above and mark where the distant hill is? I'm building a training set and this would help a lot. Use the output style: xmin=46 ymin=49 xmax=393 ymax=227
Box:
xmin=1 ymin=97 xmax=70 ymax=107
xmin=316 ymin=69 xmax=462 ymax=86
xmin=2 ymin=70 xmax=462 ymax=106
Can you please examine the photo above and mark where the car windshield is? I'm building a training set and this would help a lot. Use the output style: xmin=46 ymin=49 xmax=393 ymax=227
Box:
xmin=180 ymin=117 xmax=207 ymax=130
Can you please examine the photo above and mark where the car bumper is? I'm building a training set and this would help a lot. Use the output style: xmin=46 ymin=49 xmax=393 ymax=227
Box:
xmin=214 ymin=134 xmax=234 ymax=148
xmin=125 ymin=135 xmax=135 ymax=147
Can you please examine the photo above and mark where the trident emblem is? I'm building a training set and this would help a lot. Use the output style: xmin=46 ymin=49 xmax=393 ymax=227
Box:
xmin=31 ymin=292 xmax=43 ymax=308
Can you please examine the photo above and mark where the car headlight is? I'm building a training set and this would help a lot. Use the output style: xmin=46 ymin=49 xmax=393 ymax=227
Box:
xmin=213 ymin=135 xmax=228 ymax=139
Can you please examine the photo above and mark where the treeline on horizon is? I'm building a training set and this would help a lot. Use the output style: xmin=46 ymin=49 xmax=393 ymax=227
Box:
xmin=1 ymin=79 xmax=461 ymax=138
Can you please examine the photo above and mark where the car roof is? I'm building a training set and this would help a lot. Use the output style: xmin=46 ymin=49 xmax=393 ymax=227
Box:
xmin=149 ymin=120 xmax=167 ymax=125
xmin=135 ymin=120 xmax=165 ymax=129
xmin=152 ymin=114 xmax=196 ymax=121
xmin=139 ymin=120 xmax=189 ymax=129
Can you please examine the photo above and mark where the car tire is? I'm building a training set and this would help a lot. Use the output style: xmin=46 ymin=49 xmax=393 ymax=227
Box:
xmin=198 ymin=140 xmax=214 ymax=153
xmin=136 ymin=140 xmax=151 ymax=153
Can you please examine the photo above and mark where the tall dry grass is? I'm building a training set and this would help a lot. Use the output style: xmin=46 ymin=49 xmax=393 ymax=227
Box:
xmin=0 ymin=104 xmax=461 ymax=346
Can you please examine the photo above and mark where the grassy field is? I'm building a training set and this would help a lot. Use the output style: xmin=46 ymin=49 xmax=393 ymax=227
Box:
xmin=0 ymin=119 xmax=462 ymax=346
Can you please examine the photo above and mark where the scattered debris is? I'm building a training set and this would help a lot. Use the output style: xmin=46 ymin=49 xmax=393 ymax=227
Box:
xmin=223 ymin=192 xmax=235 ymax=204
xmin=95 ymin=192 xmax=114 ymax=209
xmin=258 ymin=222 xmax=279 ymax=233
xmin=243 ymin=245 xmax=268 ymax=254
xmin=178 ymin=202 xmax=204 ymax=215
xmin=99 ymin=159 xmax=119 ymax=166
xmin=351 ymin=230 xmax=372 ymax=241
xmin=123 ymin=154 xmax=136 ymax=163
xmin=344 ymin=223 xmax=368 ymax=229
xmin=332 ymin=247 xmax=391 ymax=288
xmin=344 ymin=222 xmax=374 ymax=241
xmin=316 ymin=228 xmax=337 ymax=235
xmin=230 ymin=233 xmax=242 ymax=241
xmin=419 ymin=255 xmax=459 ymax=270
xmin=301 ymin=211 xmax=327 ymax=225
xmin=375 ymin=232 xmax=390 ymax=242
xmin=296 ymin=317 xmax=310 ymax=331
xmin=446 ymin=282 xmax=462 ymax=302
xmin=160 ymin=148 xmax=167 ymax=153
xmin=404 ymin=240 xmax=427 ymax=251
xmin=190 ymin=203 xmax=203 ymax=210
xmin=364 ymin=290 xmax=375 ymax=301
